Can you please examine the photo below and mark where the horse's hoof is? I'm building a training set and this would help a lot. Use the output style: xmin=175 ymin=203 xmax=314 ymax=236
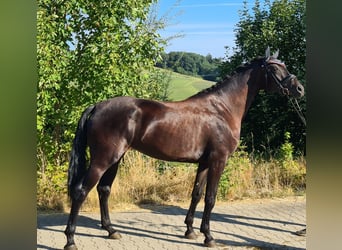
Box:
xmin=204 ymin=239 xmax=216 ymax=248
xmin=109 ymin=231 xmax=122 ymax=239
xmin=185 ymin=230 xmax=197 ymax=239
xmin=64 ymin=244 xmax=77 ymax=250
xmin=294 ymin=228 xmax=306 ymax=236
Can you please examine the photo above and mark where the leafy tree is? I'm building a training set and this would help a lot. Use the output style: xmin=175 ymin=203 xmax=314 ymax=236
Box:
xmin=220 ymin=0 xmax=306 ymax=156
xmin=37 ymin=0 xmax=167 ymax=170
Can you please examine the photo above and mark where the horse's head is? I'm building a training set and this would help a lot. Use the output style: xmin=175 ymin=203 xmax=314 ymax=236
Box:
xmin=263 ymin=47 xmax=304 ymax=98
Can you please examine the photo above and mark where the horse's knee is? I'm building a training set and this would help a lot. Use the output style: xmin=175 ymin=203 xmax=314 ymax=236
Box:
xmin=204 ymin=195 xmax=216 ymax=209
xmin=192 ymin=183 xmax=204 ymax=201
xmin=97 ymin=185 xmax=111 ymax=196
xmin=191 ymin=191 xmax=202 ymax=203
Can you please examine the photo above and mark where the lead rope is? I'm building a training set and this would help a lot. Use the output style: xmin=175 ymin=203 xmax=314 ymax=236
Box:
xmin=283 ymin=98 xmax=306 ymax=227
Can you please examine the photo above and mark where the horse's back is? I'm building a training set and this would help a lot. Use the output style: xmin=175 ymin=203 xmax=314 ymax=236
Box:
xmin=86 ymin=96 xmax=166 ymax=143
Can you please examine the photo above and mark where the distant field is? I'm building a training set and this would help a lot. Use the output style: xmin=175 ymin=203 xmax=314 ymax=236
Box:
xmin=166 ymin=71 xmax=215 ymax=101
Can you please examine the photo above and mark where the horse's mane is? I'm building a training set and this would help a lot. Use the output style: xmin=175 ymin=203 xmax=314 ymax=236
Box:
xmin=190 ymin=56 xmax=265 ymax=98
xmin=234 ymin=56 xmax=264 ymax=73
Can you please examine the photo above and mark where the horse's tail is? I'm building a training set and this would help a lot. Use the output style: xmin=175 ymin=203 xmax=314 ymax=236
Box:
xmin=67 ymin=104 xmax=96 ymax=198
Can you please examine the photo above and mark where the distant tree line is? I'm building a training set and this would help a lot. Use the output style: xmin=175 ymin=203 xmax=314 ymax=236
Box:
xmin=155 ymin=51 xmax=221 ymax=81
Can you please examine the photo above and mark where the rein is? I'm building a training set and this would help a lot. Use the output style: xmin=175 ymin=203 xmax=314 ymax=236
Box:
xmin=290 ymin=98 xmax=306 ymax=126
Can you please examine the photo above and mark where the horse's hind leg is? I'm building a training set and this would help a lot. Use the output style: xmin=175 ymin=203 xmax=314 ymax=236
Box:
xmin=64 ymin=165 xmax=108 ymax=250
xmin=97 ymin=160 xmax=122 ymax=239
xmin=65 ymin=190 xmax=87 ymax=250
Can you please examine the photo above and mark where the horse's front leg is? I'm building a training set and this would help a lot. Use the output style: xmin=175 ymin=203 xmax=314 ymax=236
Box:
xmin=184 ymin=163 xmax=208 ymax=239
xmin=200 ymin=158 xmax=226 ymax=247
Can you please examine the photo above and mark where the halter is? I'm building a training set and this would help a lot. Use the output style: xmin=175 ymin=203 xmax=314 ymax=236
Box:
xmin=263 ymin=59 xmax=296 ymax=96
xmin=262 ymin=59 xmax=306 ymax=126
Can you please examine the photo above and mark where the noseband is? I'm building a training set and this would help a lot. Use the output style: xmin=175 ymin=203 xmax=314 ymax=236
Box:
xmin=263 ymin=60 xmax=296 ymax=95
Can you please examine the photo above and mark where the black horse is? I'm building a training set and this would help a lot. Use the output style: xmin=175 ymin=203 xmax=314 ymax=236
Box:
xmin=64 ymin=48 xmax=304 ymax=249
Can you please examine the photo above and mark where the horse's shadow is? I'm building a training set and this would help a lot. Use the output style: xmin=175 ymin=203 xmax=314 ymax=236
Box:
xmin=38 ymin=211 xmax=205 ymax=249
xmin=137 ymin=203 xmax=306 ymax=249
xmin=139 ymin=203 xmax=305 ymax=229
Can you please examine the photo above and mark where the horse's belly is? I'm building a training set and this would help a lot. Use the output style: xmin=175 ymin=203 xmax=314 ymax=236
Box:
xmin=133 ymin=127 xmax=206 ymax=162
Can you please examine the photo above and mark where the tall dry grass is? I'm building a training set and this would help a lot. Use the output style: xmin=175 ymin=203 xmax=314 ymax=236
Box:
xmin=37 ymin=149 xmax=306 ymax=212
xmin=83 ymin=151 xmax=197 ymax=211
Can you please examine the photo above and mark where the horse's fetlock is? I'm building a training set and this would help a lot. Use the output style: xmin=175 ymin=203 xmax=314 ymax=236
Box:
xmin=65 ymin=225 xmax=76 ymax=235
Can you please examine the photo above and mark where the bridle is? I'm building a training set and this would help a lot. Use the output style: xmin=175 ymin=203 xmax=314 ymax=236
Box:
xmin=263 ymin=59 xmax=296 ymax=96
xmin=262 ymin=59 xmax=306 ymax=126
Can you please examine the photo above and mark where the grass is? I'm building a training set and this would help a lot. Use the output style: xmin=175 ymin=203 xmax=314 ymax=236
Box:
xmin=37 ymin=149 xmax=306 ymax=212
xmin=81 ymin=152 xmax=197 ymax=212
xmin=166 ymin=71 xmax=215 ymax=101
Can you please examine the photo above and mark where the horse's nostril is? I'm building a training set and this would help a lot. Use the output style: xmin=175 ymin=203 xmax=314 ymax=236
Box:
xmin=297 ymin=85 xmax=304 ymax=93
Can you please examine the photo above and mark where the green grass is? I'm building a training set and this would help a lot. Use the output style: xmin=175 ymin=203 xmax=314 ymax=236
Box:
xmin=166 ymin=71 xmax=215 ymax=101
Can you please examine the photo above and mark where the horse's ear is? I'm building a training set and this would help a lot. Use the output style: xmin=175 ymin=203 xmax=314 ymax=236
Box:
xmin=272 ymin=49 xmax=279 ymax=59
xmin=265 ymin=47 xmax=270 ymax=60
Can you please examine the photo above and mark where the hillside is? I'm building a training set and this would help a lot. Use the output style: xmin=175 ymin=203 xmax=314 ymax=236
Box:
xmin=156 ymin=51 xmax=221 ymax=82
xmin=167 ymin=71 xmax=215 ymax=101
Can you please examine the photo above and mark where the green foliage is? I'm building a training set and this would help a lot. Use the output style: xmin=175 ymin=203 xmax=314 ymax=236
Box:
xmin=218 ymin=145 xmax=253 ymax=200
xmin=37 ymin=0 xmax=167 ymax=171
xmin=217 ymin=142 xmax=306 ymax=201
xmin=156 ymin=51 xmax=222 ymax=81
xmin=37 ymin=163 xmax=68 ymax=210
xmin=278 ymin=131 xmax=294 ymax=161
xmin=277 ymin=132 xmax=306 ymax=189
xmin=220 ymin=0 xmax=306 ymax=157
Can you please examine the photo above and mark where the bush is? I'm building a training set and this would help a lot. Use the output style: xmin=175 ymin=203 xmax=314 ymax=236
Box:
xmin=217 ymin=139 xmax=306 ymax=201
xmin=218 ymin=146 xmax=253 ymax=200
xmin=37 ymin=163 xmax=68 ymax=211
xmin=277 ymin=132 xmax=306 ymax=190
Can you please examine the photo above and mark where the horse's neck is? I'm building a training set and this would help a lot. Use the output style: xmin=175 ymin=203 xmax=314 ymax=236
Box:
xmin=244 ymin=69 xmax=264 ymax=116
xmin=216 ymin=70 xmax=261 ymax=121
xmin=244 ymin=79 xmax=261 ymax=117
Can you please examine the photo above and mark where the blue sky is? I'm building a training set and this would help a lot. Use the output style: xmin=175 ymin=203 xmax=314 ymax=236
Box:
xmin=156 ymin=0 xmax=257 ymax=58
